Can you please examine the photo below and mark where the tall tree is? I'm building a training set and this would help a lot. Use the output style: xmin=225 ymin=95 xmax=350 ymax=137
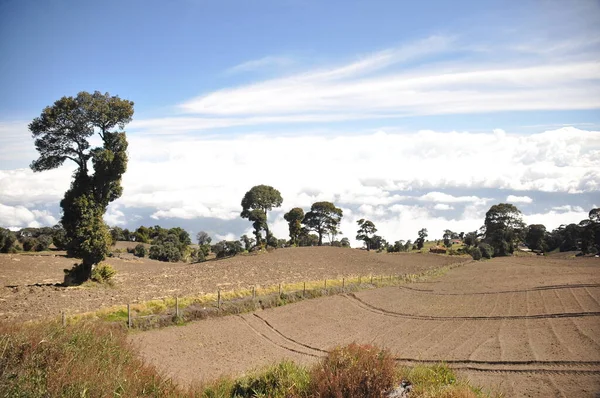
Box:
xmin=356 ymin=219 xmax=377 ymax=251
xmin=240 ymin=185 xmax=283 ymax=247
xmin=302 ymin=202 xmax=343 ymax=246
xmin=416 ymin=228 xmax=428 ymax=249
xmin=284 ymin=207 xmax=305 ymax=246
xmin=483 ymin=203 xmax=525 ymax=256
xmin=30 ymin=91 xmax=133 ymax=283
xmin=196 ymin=231 xmax=212 ymax=246
xmin=525 ymin=224 xmax=548 ymax=251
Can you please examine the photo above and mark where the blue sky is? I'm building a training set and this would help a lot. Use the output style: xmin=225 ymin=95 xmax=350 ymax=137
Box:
xmin=0 ymin=0 xmax=599 ymax=245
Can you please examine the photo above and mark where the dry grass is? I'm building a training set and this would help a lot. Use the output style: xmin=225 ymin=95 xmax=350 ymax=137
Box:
xmin=0 ymin=320 xmax=183 ymax=397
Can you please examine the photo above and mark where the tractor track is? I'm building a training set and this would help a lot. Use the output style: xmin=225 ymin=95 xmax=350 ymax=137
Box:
xmin=248 ymin=314 xmax=600 ymax=376
xmin=345 ymin=293 xmax=600 ymax=320
xmin=397 ymin=283 xmax=600 ymax=296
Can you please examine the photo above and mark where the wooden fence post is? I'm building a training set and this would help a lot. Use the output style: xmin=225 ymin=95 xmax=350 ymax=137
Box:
xmin=217 ymin=289 xmax=221 ymax=310
xmin=324 ymin=279 xmax=327 ymax=289
xmin=303 ymin=282 xmax=306 ymax=297
xmin=127 ymin=304 xmax=132 ymax=328
xmin=370 ymin=275 xmax=373 ymax=284
xmin=252 ymin=286 xmax=256 ymax=299
xmin=342 ymin=278 xmax=345 ymax=289
xmin=278 ymin=283 xmax=281 ymax=295
xmin=176 ymin=297 xmax=179 ymax=318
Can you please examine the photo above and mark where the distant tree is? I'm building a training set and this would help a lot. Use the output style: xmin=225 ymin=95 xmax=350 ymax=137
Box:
xmin=148 ymin=228 xmax=191 ymax=262
xmin=415 ymin=228 xmax=428 ymax=250
xmin=196 ymin=231 xmax=212 ymax=246
xmin=284 ymin=207 xmax=305 ymax=246
xmin=389 ymin=240 xmax=406 ymax=253
xmin=240 ymin=234 xmax=255 ymax=251
xmin=525 ymin=224 xmax=548 ymax=252
xmin=370 ymin=235 xmax=387 ymax=252
xmin=213 ymin=240 xmax=244 ymax=258
xmin=442 ymin=229 xmax=457 ymax=247
xmin=298 ymin=229 xmax=319 ymax=247
xmin=110 ymin=226 xmax=125 ymax=243
xmin=483 ymin=203 xmax=525 ymax=256
xmin=240 ymin=185 xmax=283 ymax=247
xmin=51 ymin=224 xmax=68 ymax=250
xmin=302 ymin=201 xmax=343 ymax=246
xmin=464 ymin=231 xmax=479 ymax=247
xmin=340 ymin=237 xmax=351 ymax=248
xmin=30 ymin=91 xmax=133 ymax=283
xmin=0 ymin=228 xmax=18 ymax=253
xmin=134 ymin=226 xmax=150 ymax=243
xmin=356 ymin=219 xmax=377 ymax=251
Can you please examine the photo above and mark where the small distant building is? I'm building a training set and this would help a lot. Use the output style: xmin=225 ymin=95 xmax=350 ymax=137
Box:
xmin=450 ymin=239 xmax=462 ymax=245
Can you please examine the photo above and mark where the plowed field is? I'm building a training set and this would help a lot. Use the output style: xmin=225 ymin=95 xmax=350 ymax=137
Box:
xmin=132 ymin=255 xmax=600 ymax=397
xmin=0 ymin=247 xmax=464 ymax=321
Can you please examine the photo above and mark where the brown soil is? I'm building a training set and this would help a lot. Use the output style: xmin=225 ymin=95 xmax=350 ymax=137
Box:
xmin=131 ymin=255 xmax=600 ymax=397
xmin=0 ymin=247 xmax=464 ymax=321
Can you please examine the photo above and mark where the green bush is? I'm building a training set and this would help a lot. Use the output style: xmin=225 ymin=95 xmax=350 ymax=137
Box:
xmin=91 ymin=263 xmax=117 ymax=283
xmin=133 ymin=244 xmax=146 ymax=258
xmin=149 ymin=242 xmax=181 ymax=262
xmin=310 ymin=343 xmax=396 ymax=398
xmin=213 ymin=240 xmax=244 ymax=258
xmin=21 ymin=237 xmax=38 ymax=252
xmin=478 ymin=243 xmax=493 ymax=259
xmin=470 ymin=247 xmax=482 ymax=260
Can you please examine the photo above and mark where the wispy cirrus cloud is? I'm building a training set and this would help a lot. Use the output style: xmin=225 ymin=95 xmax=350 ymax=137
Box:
xmin=225 ymin=55 xmax=295 ymax=75
xmin=175 ymin=34 xmax=599 ymax=123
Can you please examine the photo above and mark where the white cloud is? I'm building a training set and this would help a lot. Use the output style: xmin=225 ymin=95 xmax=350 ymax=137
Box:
xmin=524 ymin=208 xmax=590 ymax=230
xmin=551 ymin=205 xmax=585 ymax=213
xmin=506 ymin=195 xmax=533 ymax=204
xmin=104 ymin=205 xmax=126 ymax=226
xmin=0 ymin=203 xmax=57 ymax=229
xmin=419 ymin=192 xmax=488 ymax=204
xmin=1 ymin=127 xmax=598 ymax=244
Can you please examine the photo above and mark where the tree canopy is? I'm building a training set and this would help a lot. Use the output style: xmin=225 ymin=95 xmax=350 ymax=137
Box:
xmin=356 ymin=219 xmax=377 ymax=251
xmin=284 ymin=207 xmax=305 ymax=246
xmin=302 ymin=202 xmax=343 ymax=246
xmin=29 ymin=91 xmax=134 ymax=283
xmin=483 ymin=203 xmax=525 ymax=256
xmin=240 ymin=185 xmax=283 ymax=247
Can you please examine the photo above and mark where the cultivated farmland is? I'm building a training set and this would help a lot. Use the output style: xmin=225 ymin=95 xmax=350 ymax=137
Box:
xmin=0 ymin=246 xmax=464 ymax=321
xmin=131 ymin=254 xmax=600 ymax=397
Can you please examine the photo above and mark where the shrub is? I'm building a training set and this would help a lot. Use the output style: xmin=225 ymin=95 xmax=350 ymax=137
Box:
xmin=91 ymin=263 xmax=117 ymax=283
xmin=21 ymin=237 xmax=38 ymax=252
xmin=470 ymin=247 xmax=482 ymax=260
xmin=213 ymin=240 xmax=244 ymax=259
xmin=133 ymin=243 xmax=146 ymax=258
xmin=478 ymin=243 xmax=493 ymax=259
xmin=310 ymin=343 xmax=396 ymax=398
xmin=36 ymin=235 xmax=52 ymax=251
xmin=231 ymin=361 xmax=310 ymax=397
xmin=149 ymin=242 xmax=182 ymax=262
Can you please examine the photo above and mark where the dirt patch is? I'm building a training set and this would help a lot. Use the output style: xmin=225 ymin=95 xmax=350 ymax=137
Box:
xmin=132 ymin=255 xmax=600 ymax=397
xmin=0 ymin=247 xmax=465 ymax=321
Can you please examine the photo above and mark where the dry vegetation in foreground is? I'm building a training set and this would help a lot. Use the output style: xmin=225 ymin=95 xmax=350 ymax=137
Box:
xmin=0 ymin=320 xmax=496 ymax=397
